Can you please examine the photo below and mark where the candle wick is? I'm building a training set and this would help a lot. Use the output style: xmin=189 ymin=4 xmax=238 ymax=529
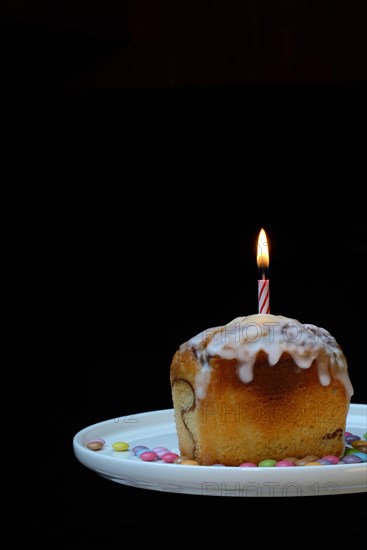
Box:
xmin=262 ymin=272 xmax=265 ymax=281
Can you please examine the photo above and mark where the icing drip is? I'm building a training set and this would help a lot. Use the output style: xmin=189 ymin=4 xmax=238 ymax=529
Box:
xmin=180 ymin=314 xmax=354 ymax=400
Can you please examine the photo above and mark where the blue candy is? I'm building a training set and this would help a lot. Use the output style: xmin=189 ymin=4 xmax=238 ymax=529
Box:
xmin=352 ymin=451 xmax=367 ymax=462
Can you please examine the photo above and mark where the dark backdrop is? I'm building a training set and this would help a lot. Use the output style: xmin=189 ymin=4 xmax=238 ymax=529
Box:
xmin=1 ymin=0 xmax=367 ymax=88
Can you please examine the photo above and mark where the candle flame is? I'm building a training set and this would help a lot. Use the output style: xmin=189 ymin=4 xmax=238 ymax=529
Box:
xmin=257 ymin=228 xmax=269 ymax=271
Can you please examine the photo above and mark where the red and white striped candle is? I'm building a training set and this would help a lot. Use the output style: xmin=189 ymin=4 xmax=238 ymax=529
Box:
xmin=258 ymin=278 xmax=270 ymax=314
xmin=257 ymin=228 xmax=270 ymax=314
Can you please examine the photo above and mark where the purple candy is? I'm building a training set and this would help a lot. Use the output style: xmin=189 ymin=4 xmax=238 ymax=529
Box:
xmin=341 ymin=455 xmax=362 ymax=464
xmin=155 ymin=448 xmax=171 ymax=458
xmin=317 ymin=459 xmax=333 ymax=465
xmin=345 ymin=435 xmax=361 ymax=444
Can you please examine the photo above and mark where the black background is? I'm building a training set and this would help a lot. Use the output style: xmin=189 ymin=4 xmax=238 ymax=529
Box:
xmin=7 ymin=1 xmax=365 ymax=548
xmin=2 ymin=0 xmax=367 ymax=89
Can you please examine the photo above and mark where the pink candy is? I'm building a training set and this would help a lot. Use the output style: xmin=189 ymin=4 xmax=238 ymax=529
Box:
xmin=139 ymin=451 xmax=158 ymax=461
xmin=239 ymin=462 xmax=258 ymax=467
xmin=135 ymin=445 xmax=177 ymax=462
xmin=152 ymin=447 xmax=171 ymax=458
xmin=161 ymin=452 xmax=179 ymax=463
xmin=276 ymin=459 xmax=295 ymax=467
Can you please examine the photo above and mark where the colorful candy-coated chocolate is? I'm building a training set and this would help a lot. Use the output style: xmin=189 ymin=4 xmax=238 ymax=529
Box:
xmin=173 ymin=456 xmax=189 ymax=464
xmin=161 ymin=452 xmax=179 ymax=463
xmin=351 ymin=440 xmax=366 ymax=449
xmin=258 ymin=459 xmax=276 ymax=467
xmin=276 ymin=460 xmax=295 ymax=467
xmin=132 ymin=445 xmax=149 ymax=455
xmin=341 ymin=455 xmax=362 ymax=464
xmin=321 ymin=455 xmax=340 ymax=464
xmin=345 ymin=435 xmax=361 ymax=444
xmin=130 ymin=435 xmax=366 ymax=467
xmin=89 ymin=438 xmax=105 ymax=445
xmin=317 ymin=459 xmax=334 ymax=465
xmin=210 ymin=464 xmax=226 ymax=467
xmin=87 ymin=441 xmax=103 ymax=451
xmin=136 ymin=447 xmax=151 ymax=457
xmin=155 ymin=448 xmax=171 ymax=458
xmin=112 ymin=441 xmax=129 ymax=452
xmin=139 ymin=451 xmax=158 ymax=461
xmin=295 ymin=455 xmax=320 ymax=466
xmin=352 ymin=452 xmax=367 ymax=462
xmin=345 ymin=448 xmax=360 ymax=455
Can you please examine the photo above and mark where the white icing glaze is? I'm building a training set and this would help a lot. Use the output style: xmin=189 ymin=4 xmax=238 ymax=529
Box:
xmin=180 ymin=314 xmax=354 ymax=400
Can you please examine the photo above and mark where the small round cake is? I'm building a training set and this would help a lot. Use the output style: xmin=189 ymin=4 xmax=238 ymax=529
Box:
xmin=170 ymin=314 xmax=353 ymax=466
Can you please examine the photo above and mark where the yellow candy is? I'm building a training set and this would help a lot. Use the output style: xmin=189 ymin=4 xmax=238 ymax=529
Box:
xmin=112 ymin=441 xmax=129 ymax=452
xmin=304 ymin=461 xmax=322 ymax=466
xmin=181 ymin=459 xmax=200 ymax=465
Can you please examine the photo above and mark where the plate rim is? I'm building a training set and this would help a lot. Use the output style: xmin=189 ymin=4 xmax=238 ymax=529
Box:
xmin=73 ymin=404 xmax=367 ymax=496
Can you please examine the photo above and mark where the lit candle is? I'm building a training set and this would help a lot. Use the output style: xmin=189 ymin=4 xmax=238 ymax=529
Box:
xmin=257 ymin=228 xmax=270 ymax=314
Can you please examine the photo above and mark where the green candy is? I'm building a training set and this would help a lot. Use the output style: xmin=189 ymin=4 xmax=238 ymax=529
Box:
xmin=345 ymin=448 xmax=360 ymax=455
xmin=364 ymin=433 xmax=367 ymax=441
xmin=258 ymin=459 xmax=277 ymax=467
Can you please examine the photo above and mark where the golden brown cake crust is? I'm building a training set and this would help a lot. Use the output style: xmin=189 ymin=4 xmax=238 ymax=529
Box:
xmin=171 ymin=349 xmax=349 ymax=465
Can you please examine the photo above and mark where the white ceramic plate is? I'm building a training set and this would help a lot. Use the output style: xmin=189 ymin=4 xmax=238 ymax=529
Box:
xmin=73 ymin=404 xmax=367 ymax=497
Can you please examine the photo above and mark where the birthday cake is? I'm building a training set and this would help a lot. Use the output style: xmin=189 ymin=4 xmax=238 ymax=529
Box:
xmin=170 ymin=314 xmax=353 ymax=466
